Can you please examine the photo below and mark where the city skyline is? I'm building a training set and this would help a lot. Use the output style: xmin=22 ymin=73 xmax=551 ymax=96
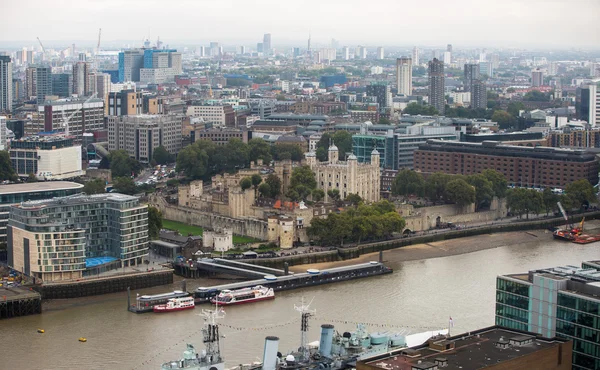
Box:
xmin=2 ymin=0 xmax=600 ymax=49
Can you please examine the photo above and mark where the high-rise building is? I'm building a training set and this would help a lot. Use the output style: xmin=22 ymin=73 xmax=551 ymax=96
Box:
xmin=576 ymin=79 xmax=600 ymax=126
xmin=90 ymin=72 xmax=111 ymax=113
xmin=590 ymin=62 xmax=600 ymax=78
xmin=342 ymin=47 xmax=350 ymax=60
xmin=366 ymin=83 xmax=391 ymax=109
xmin=30 ymin=98 xmax=105 ymax=141
xmin=491 ymin=53 xmax=500 ymax=70
xmin=471 ymin=79 xmax=487 ymax=109
xmin=376 ymin=47 xmax=384 ymax=60
xmin=0 ymin=116 xmax=6 ymax=150
xmin=495 ymin=261 xmax=600 ymax=370
xmin=532 ymin=69 xmax=544 ymax=87
xmin=8 ymin=193 xmax=149 ymax=282
xmin=210 ymin=42 xmax=220 ymax=57
xmin=108 ymin=89 xmax=143 ymax=116
xmin=51 ymin=73 xmax=72 ymax=98
xmin=263 ymin=33 xmax=272 ymax=55
xmin=0 ymin=56 xmax=12 ymax=113
xmin=28 ymin=66 xmax=51 ymax=104
xmin=463 ymin=63 xmax=479 ymax=92
xmin=412 ymin=46 xmax=419 ymax=66
xmin=72 ymin=61 xmax=91 ymax=96
xmin=107 ymin=114 xmax=183 ymax=163
xmin=257 ymin=43 xmax=264 ymax=53
xmin=396 ymin=57 xmax=412 ymax=96
xmin=199 ymin=46 xmax=206 ymax=57
xmin=428 ymin=58 xmax=445 ymax=114
xmin=118 ymin=49 xmax=144 ymax=82
xmin=479 ymin=61 xmax=493 ymax=77
xmin=446 ymin=44 xmax=453 ymax=52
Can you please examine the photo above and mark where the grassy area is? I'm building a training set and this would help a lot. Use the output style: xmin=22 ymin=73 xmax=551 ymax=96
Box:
xmin=162 ymin=219 xmax=259 ymax=245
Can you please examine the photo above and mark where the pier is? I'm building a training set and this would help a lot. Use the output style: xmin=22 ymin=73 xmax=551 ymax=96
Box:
xmin=173 ymin=258 xmax=288 ymax=278
xmin=0 ymin=287 xmax=42 ymax=319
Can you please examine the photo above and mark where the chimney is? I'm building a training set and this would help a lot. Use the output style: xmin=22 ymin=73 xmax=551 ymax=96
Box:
xmin=262 ymin=336 xmax=279 ymax=370
xmin=319 ymin=324 xmax=335 ymax=358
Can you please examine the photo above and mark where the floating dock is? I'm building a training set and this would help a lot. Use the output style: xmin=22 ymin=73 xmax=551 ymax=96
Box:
xmin=0 ymin=287 xmax=42 ymax=319
xmin=129 ymin=260 xmax=392 ymax=313
xmin=172 ymin=257 xmax=288 ymax=278
xmin=572 ymin=233 xmax=600 ymax=244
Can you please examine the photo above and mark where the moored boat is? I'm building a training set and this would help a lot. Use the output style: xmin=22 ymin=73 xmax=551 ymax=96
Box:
xmin=553 ymin=229 xmax=577 ymax=241
xmin=210 ymin=285 xmax=274 ymax=306
xmin=153 ymin=296 xmax=195 ymax=313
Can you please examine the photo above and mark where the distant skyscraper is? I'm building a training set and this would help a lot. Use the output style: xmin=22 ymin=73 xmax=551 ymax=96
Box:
xmin=471 ymin=80 xmax=487 ymax=110
xmin=490 ymin=53 xmax=500 ymax=70
xmin=26 ymin=65 xmax=51 ymax=104
xmin=263 ymin=33 xmax=272 ymax=55
xmin=377 ymin=47 xmax=384 ymax=60
xmin=199 ymin=46 xmax=206 ymax=57
xmin=443 ymin=51 xmax=452 ymax=65
xmin=479 ymin=62 xmax=493 ymax=77
xmin=464 ymin=64 xmax=480 ymax=92
xmin=357 ymin=46 xmax=367 ymax=59
xmin=590 ymin=62 xmax=600 ymax=78
xmin=118 ymin=49 xmax=144 ymax=82
xmin=51 ymin=73 xmax=72 ymax=98
xmin=531 ymin=69 xmax=544 ymax=87
xmin=257 ymin=43 xmax=264 ymax=53
xmin=366 ymin=83 xmax=391 ymax=109
xmin=210 ymin=42 xmax=219 ymax=57
xmin=447 ymin=44 xmax=453 ymax=52
xmin=412 ymin=47 xmax=420 ymax=66
xmin=78 ymin=53 xmax=87 ymax=62
xmin=342 ymin=47 xmax=350 ymax=60
xmin=73 ymin=61 xmax=91 ymax=96
xmin=239 ymin=46 xmax=246 ymax=55
xmin=396 ymin=57 xmax=413 ymax=96
xmin=428 ymin=58 xmax=445 ymax=115
xmin=0 ymin=56 xmax=13 ymax=112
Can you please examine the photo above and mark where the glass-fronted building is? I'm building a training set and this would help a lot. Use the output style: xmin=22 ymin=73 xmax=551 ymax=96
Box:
xmin=496 ymin=262 xmax=600 ymax=370
xmin=7 ymin=193 xmax=148 ymax=282
xmin=0 ymin=181 xmax=83 ymax=244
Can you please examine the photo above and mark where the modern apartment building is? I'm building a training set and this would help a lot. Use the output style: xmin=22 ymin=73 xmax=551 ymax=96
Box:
xmin=51 ymin=73 xmax=72 ymax=98
xmin=108 ymin=114 xmax=182 ymax=163
xmin=414 ymin=139 xmax=600 ymax=188
xmin=463 ymin=63 xmax=479 ymax=92
xmin=496 ymin=262 xmax=600 ymax=370
xmin=108 ymin=89 xmax=143 ymax=116
xmin=0 ymin=56 xmax=12 ymax=112
xmin=428 ymin=58 xmax=445 ymax=114
xmin=72 ymin=61 xmax=91 ymax=96
xmin=471 ymin=79 xmax=487 ymax=109
xmin=118 ymin=49 xmax=144 ymax=82
xmin=9 ymin=134 xmax=83 ymax=180
xmin=395 ymin=57 xmax=412 ymax=96
xmin=532 ymin=69 xmax=544 ymax=87
xmin=576 ymin=79 xmax=600 ymax=126
xmin=366 ymin=83 xmax=391 ymax=109
xmin=26 ymin=65 xmax=51 ymax=104
xmin=0 ymin=181 xmax=83 ymax=244
xmin=30 ymin=98 xmax=105 ymax=142
xmin=7 ymin=193 xmax=149 ymax=282
xmin=186 ymin=104 xmax=236 ymax=127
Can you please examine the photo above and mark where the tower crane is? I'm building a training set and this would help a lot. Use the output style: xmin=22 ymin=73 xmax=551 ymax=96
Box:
xmin=94 ymin=28 xmax=102 ymax=71
xmin=36 ymin=37 xmax=46 ymax=54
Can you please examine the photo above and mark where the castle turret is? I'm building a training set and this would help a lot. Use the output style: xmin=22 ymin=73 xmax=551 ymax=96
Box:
xmin=328 ymin=144 xmax=339 ymax=164
xmin=305 ymin=151 xmax=317 ymax=168
xmin=371 ymin=148 xmax=380 ymax=168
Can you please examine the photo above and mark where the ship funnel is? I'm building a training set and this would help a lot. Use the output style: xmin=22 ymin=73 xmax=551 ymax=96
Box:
xmin=263 ymin=336 xmax=279 ymax=370
xmin=319 ymin=324 xmax=335 ymax=358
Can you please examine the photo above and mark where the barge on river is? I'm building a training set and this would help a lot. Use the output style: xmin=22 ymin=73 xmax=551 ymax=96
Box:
xmin=129 ymin=261 xmax=391 ymax=313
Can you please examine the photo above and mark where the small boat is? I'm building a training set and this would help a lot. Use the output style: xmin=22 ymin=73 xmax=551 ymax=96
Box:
xmin=79 ymin=337 xmax=87 ymax=342
xmin=553 ymin=229 xmax=577 ymax=241
xmin=210 ymin=285 xmax=274 ymax=306
xmin=153 ymin=296 xmax=196 ymax=313
xmin=37 ymin=329 xmax=45 ymax=334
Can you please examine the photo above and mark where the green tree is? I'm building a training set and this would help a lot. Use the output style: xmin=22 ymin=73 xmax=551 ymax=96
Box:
xmin=391 ymin=169 xmax=425 ymax=197
xmin=265 ymin=174 xmax=282 ymax=197
xmin=272 ymin=143 xmax=304 ymax=161
xmin=467 ymin=174 xmax=494 ymax=210
xmin=327 ymin=189 xmax=341 ymax=202
xmin=113 ymin=177 xmax=137 ymax=195
xmin=251 ymin=174 xmax=262 ymax=195
xmin=315 ymin=147 xmax=327 ymax=162
xmin=285 ymin=189 xmax=300 ymax=201
xmin=332 ymin=131 xmax=353 ymax=160
xmin=482 ymin=169 xmax=508 ymax=198
xmin=290 ymin=166 xmax=316 ymax=190
xmin=153 ymin=146 xmax=173 ymax=165
xmin=378 ymin=117 xmax=391 ymax=124
xmin=316 ymin=133 xmax=332 ymax=161
xmin=110 ymin=150 xmax=141 ymax=178
xmin=248 ymin=138 xmax=272 ymax=164
xmin=491 ymin=110 xmax=516 ymax=129
xmin=565 ymin=179 xmax=595 ymax=210
xmin=507 ymin=102 xmax=525 ymax=117
xmin=542 ymin=187 xmax=559 ymax=216
xmin=176 ymin=142 xmax=210 ymax=180
xmin=83 ymin=178 xmax=106 ymax=195
xmin=523 ymin=90 xmax=550 ymax=102
xmin=166 ymin=179 xmax=179 ymax=187
xmin=258 ymin=183 xmax=271 ymax=198
xmin=445 ymin=179 xmax=476 ymax=207
xmin=312 ymin=189 xmax=325 ymax=202
xmin=346 ymin=193 xmax=363 ymax=206
xmin=147 ymin=206 xmax=163 ymax=240
xmin=27 ymin=173 xmax=37 ymax=183
xmin=403 ymin=103 xmax=439 ymax=115
xmin=425 ymin=172 xmax=453 ymax=202
xmin=507 ymin=188 xmax=543 ymax=219
xmin=0 ymin=151 xmax=17 ymax=182
xmin=240 ymin=177 xmax=252 ymax=191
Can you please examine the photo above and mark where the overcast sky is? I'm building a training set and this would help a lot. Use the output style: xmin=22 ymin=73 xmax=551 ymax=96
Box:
xmin=2 ymin=0 xmax=599 ymax=49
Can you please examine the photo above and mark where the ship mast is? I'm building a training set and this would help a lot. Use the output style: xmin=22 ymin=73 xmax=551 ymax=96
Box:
xmin=201 ymin=302 xmax=226 ymax=364
xmin=294 ymin=297 xmax=316 ymax=363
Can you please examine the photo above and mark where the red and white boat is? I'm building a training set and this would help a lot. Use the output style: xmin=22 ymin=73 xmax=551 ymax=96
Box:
xmin=210 ymin=285 xmax=274 ymax=306
xmin=153 ymin=296 xmax=195 ymax=313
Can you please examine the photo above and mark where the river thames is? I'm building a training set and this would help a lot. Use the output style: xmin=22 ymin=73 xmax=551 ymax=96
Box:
xmin=2 ymin=232 xmax=599 ymax=370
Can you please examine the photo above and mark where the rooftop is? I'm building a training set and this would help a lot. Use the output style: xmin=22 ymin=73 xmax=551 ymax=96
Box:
xmin=14 ymin=192 xmax=139 ymax=209
xmin=361 ymin=326 xmax=570 ymax=370
xmin=0 ymin=181 xmax=84 ymax=196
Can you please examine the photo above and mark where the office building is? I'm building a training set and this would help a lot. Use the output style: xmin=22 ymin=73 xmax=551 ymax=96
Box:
xmin=51 ymin=73 xmax=72 ymax=98
xmin=108 ymin=89 xmax=143 ymax=116
xmin=342 ymin=47 xmax=350 ymax=60
xmin=428 ymin=58 xmax=445 ymax=114
xmin=108 ymin=114 xmax=182 ymax=163
xmin=412 ymin=46 xmax=419 ymax=66
xmin=118 ymin=49 xmax=144 ymax=82
xmin=0 ymin=181 xmax=83 ymax=244
xmin=444 ymin=44 xmax=452 ymax=65
xmin=414 ymin=140 xmax=600 ymax=188
xmin=9 ymin=134 xmax=83 ymax=180
xmin=30 ymin=98 xmax=105 ymax=142
xmin=72 ymin=61 xmax=91 ymax=96
xmin=186 ymin=104 xmax=236 ymax=127
xmin=263 ymin=33 xmax=271 ymax=55
xmin=491 ymin=53 xmax=500 ymax=70
xmin=90 ymin=72 xmax=111 ymax=113
xmin=464 ymin=63 xmax=479 ymax=92
xmin=471 ymin=79 xmax=487 ymax=109
xmin=0 ymin=116 xmax=6 ymax=150
xmin=479 ymin=61 xmax=493 ymax=77
xmin=532 ymin=69 xmax=544 ymax=87
xmin=357 ymin=326 xmax=572 ymax=370
xmin=396 ymin=57 xmax=412 ymax=96
xmin=7 ymin=193 xmax=149 ymax=282
xmin=0 ymin=56 xmax=12 ymax=112
xmin=26 ymin=65 xmax=51 ymax=104
xmin=576 ymin=79 xmax=600 ymax=126
xmin=305 ymin=145 xmax=380 ymax=203
xmin=366 ymin=83 xmax=391 ymax=109
xmin=191 ymin=127 xmax=250 ymax=145
xmin=496 ymin=261 xmax=600 ymax=370
xmin=376 ymin=47 xmax=384 ymax=60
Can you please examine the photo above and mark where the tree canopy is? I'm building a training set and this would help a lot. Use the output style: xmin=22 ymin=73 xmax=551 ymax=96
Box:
xmin=83 ymin=178 xmax=106 ymax=195
xmin=153 ymin=146 xmax=175 ymax=165
xmin=507 ymin=188 xmax=543 ymax=219
xmin=240 ymin=177 xmax=252 ymax=191
xmin=491 ymin=110 xmax=516 ymax=129
xmin=391 ymin=169 xmax=425 ymax=197
xmin=112 ymin=177 xmax=138 ymax=195
xmin=148 ymin=206 xmax=163 ymax=240
xmin=565 ymin=179 xmax=595 ymax=210
xmin=110 ymin=150 xmax=141 ymax=178
xmin=248 ymin=138 xmax=272 ymax=164
xmin=403 ymin=103 xmax=439 ymax=116
xmin=445 ymin=179 xmax=476 ymax=207
xmin=0 ymin=151 xmax=17 ymax=182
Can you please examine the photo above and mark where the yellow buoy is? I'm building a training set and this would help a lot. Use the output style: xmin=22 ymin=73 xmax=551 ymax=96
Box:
xmin=79 ymin=337 xmax=87 ymax=342
xmin=37 ymin=329 xmax=45 ymax=334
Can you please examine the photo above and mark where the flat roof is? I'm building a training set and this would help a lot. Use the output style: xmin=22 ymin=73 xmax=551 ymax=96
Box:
xmin=362 ymin=326 xmax=569 ymax=370
xmin=0 ymin=181 xmax=84 ymax=196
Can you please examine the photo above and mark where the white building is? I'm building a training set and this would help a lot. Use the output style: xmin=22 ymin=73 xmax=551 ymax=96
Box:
xmin=377 ymin=47 xmax=384 ymax=60
xmin=0 ymin=116 xmax=6 ymax=150
xmin=9 ymin=135 xmax=83 ymax=180
xmin=396 ymin=57 xmax=412 ymax=96
xmin=449 ymin=91 xmax=471 ymax=106
xmin=579 ymin=80 xmax=600 ymax=126
xmin=203 ymin=228 xmax=233 ymax=252
xmin=186 ymin=105 xmax=235 ymax=127
xmin=140 ymin=68 xmax=176 ymax=84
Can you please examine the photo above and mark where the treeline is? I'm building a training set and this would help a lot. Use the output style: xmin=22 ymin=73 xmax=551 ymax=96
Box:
xmin=392 ymin=169 xmax=507 ymax=210
xmin=307 ymin=200 xmax=405 ymax=246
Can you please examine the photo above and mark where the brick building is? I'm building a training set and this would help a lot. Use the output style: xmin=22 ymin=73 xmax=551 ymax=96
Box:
xmin=414 ymin=140 xmax=599 ymax=188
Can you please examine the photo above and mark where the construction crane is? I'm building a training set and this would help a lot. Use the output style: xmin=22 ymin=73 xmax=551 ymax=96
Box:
xmin=36 ymin=37 xmax=46 ymax=54
xmin=206 ymin=70 xmax=213 ymax=98
xmin=94 ymin=28 xmax=102 ymax=71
